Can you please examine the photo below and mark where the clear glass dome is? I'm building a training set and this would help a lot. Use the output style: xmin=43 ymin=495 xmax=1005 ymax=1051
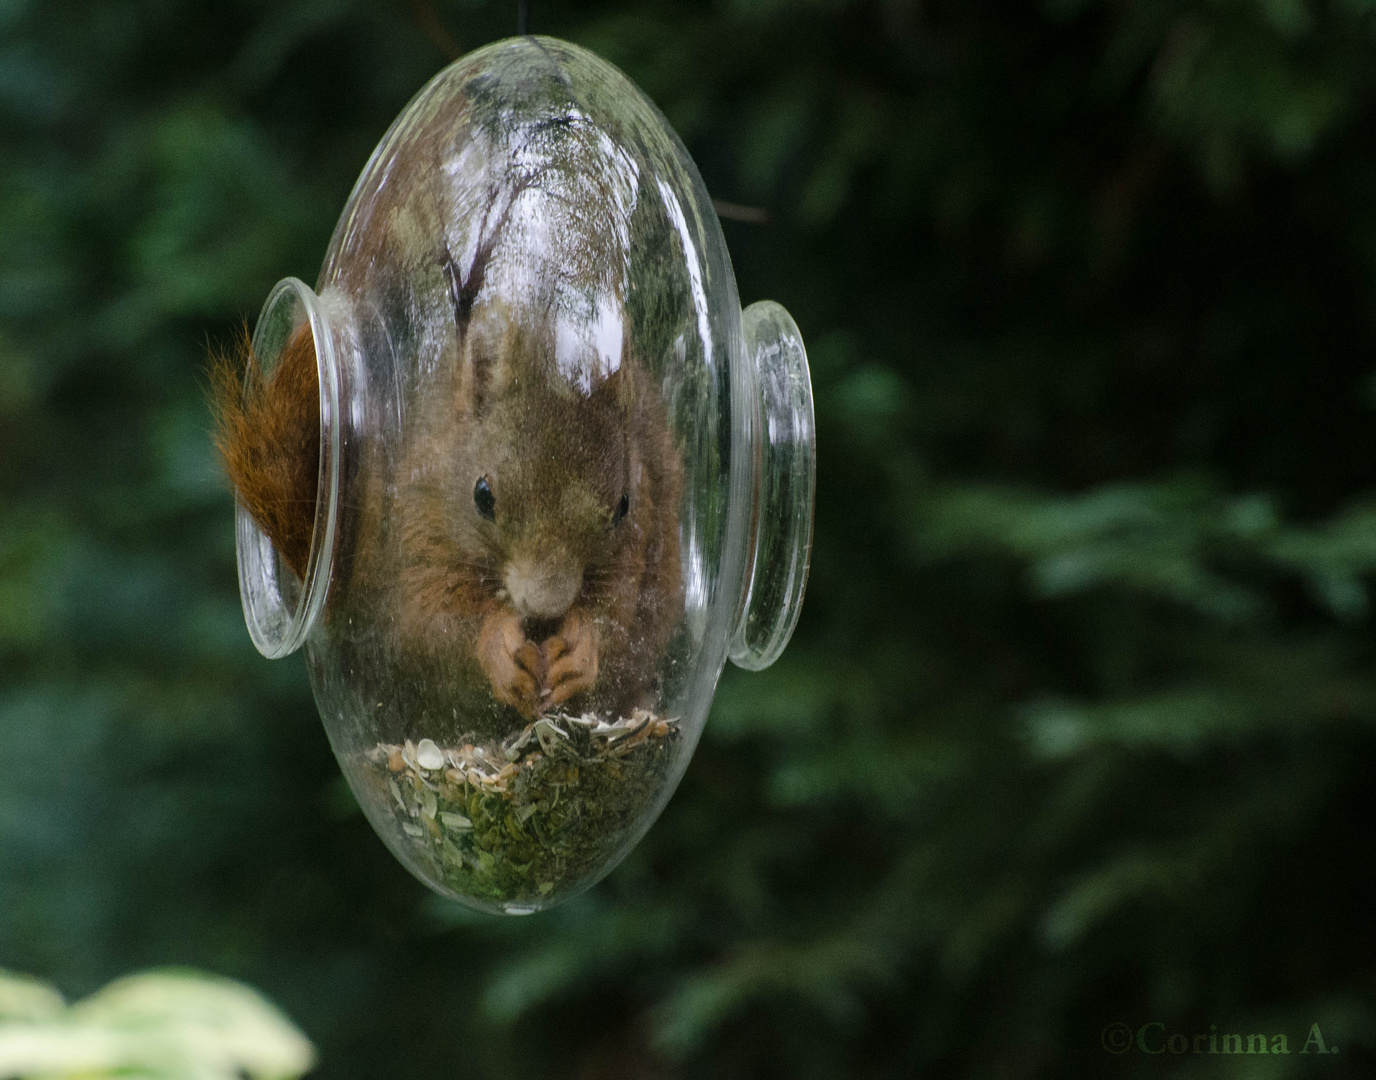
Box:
xmin=232 ymin=36 xmax=814 ymax=914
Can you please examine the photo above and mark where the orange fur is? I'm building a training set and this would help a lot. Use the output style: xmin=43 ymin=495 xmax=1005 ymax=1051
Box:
xmin=208 ymin=322 xmax=320 ymax=581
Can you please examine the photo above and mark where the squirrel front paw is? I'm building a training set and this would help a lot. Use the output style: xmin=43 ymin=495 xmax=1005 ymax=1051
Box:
xmin=541 ymin=608 xmax=599 ymax=710
xmin=478 ymin=609 xmax=546 ymax=717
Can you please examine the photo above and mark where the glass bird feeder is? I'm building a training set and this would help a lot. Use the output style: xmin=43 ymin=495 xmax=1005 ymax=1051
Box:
xmin=230 ymin=36 xmax=814 ymax=914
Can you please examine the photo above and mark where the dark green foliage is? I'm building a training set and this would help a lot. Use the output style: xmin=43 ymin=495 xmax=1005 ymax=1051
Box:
xmin=4 ymin=0 xmax=1376 ymax=1076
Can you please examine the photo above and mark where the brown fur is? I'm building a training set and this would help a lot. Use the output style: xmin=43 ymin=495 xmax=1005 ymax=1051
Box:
xmin=208 ymin=321 xmax=320 ymax=581
xmin=393 ymin=302 xmax=684 ymax=720
xmin=209 ymin=303 xmax=683 ymax=726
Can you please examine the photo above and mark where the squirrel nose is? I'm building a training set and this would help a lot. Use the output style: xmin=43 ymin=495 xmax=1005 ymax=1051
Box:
xmin=504 ymin=554 xmax=582 ymax=620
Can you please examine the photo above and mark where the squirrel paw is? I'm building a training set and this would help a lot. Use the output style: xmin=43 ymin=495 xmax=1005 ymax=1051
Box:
xmin=542 ymin=608 xmax=599 ymax=710
xmin=478 ymin=610 xmax=545 ymax=717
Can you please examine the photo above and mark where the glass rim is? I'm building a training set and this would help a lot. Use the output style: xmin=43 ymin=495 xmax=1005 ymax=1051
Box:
xmin=236 ymin=276 xmax=341 ymax=659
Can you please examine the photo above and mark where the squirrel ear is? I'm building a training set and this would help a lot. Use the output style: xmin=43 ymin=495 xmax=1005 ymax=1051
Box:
xmin=617 ymin=323 xmax=637 ymax=408
xmin=454 ymin=299 xmax=521 ymax=417
xmin=451 ymin=331 xmax=489 ymax=418
xmin=592 ymin=332 xmax=636 ymax=409
xmin=590 ymin=363 xmax=635 ymax=411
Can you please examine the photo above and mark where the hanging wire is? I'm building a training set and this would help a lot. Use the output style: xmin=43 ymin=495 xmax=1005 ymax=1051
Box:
xmin=518 ymin=0 xmax=530 ymax=36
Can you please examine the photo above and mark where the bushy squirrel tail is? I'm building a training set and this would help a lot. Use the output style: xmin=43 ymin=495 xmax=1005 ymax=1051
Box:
xmin=208 ymin=322 xmax=320 ymax=581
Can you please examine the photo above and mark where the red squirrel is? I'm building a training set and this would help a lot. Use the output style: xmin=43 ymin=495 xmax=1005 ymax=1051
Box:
xmin=210 ymin=288 xmax=684 ymax=722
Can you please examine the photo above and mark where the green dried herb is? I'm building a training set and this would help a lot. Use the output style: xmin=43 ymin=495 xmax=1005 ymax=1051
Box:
xmin=362 ymin=710 xmax=680 ymax=907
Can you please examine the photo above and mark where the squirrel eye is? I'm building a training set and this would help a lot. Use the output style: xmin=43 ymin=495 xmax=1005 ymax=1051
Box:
xmin=612 ymin=493 xmax=629 ymax=526
xmin=474 ymin=476 xmax=496 ymax=521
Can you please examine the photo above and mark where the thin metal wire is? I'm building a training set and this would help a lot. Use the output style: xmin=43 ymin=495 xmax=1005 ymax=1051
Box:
xmin=518 ymin=0 xmax=529 ymax=35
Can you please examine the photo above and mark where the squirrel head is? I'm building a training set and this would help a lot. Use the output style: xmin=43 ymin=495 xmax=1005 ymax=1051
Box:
xmin=435 ymin=294 xmax=641 ymax=624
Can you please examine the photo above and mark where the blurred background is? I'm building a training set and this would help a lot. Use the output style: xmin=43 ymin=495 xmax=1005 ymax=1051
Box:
xmin=4 ymin=0 xmax=1376 ymax=1076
